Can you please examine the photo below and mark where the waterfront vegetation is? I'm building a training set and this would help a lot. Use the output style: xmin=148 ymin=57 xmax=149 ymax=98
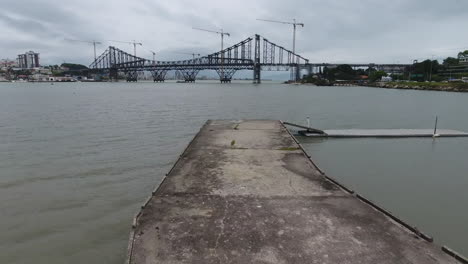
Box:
xmin=301 ymin=50 xmax=468 ymax=92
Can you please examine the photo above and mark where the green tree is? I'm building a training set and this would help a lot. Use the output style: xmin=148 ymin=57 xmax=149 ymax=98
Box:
xmin=443 ymin=57 xmax=459 ymax=66
xmin=334 ymin=64 xmax=356 ymax=80
xmin=369 ymin=71 xmax=387 ymax=82
xmin=322 ymin=66 xmax=332 ymax=80
xmin=458 ymin=50 xmax=468 ymax=56
xmin=355 ymin=68 xmax=367 ymax=76
xmin=301 ymin=74 xmax=330 ymax=86
xmin=411 ymin=60 xmax=440 ymax=81
xmin=60 ymin=63 xmax=88 ymax=70
xmin=322 ymin=64 xmax=358 ymax=81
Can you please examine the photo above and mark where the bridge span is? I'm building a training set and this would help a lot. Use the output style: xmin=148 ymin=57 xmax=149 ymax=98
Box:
xmin=89 ymin=34 xmax=410 ymax=83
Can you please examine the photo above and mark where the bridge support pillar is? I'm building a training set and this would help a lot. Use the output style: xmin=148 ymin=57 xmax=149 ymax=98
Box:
xmin=177 ymin=69 xmax=199 ymax=83
xmin=253 ymin=66 xmax=261 ymax=84
xmin=109 ymin=68 xmax=119 ymax=82
xmin=125 ymin=71 xmax=138 ymax=82
xmin=151 ymin=70 xmax=168 ymax=82
xmin=289 ymin=64 xmax=301 ymax=82
xmin=216 ymin=69 xmax=236 ymax=83
xmin=253 ymin=34 xmax=261 ymax=84
xmin=295 ymin=65 xmax=301 ymax=82
xmin=306 ymin=64 xmax=313 ymax=76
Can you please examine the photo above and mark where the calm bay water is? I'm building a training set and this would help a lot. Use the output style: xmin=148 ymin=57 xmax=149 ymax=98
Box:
xmin=1 ymin=81 xmax=467 ymax=263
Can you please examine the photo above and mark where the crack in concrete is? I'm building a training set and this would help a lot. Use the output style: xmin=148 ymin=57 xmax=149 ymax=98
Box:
xmin=214 ymin=198 xmax=229 ymax=262
xmin=288 ymin=173 xmax=298 ymax=194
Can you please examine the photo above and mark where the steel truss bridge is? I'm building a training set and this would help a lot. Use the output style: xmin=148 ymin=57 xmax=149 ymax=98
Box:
xmin=89 ymin=34 xmax=410 ymax=83
xmin=90 ymin=34 xmax=308 ymax=83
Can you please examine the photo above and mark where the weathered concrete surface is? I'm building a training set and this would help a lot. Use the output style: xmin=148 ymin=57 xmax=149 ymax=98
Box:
xmin=128 ymin=120 xmax=460 ymax=264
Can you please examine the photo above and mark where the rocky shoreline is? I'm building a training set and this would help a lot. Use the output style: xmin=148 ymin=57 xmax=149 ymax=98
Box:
xmin=366 ymin=82 xmax=468 ymax=92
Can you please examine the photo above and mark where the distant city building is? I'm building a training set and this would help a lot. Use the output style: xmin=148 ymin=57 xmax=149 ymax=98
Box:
xmin=1 ymin=59 xmax=17 ymax=73
xmin=459 ymin=53 xmax=468 ymax=64
xmin=17 ymin=51 xmax=40 ymax=69
xmin=1 ymin=59 xmax=17 ymax=67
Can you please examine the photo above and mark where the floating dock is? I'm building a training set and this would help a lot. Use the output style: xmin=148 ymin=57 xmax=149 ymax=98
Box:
xmin=282 ymin=121 xmax=468 ymax=138
xmin=127 ymin=120 xmax=465 ymax=264
xmin=299 ymin=129 xmax=468 ymax=138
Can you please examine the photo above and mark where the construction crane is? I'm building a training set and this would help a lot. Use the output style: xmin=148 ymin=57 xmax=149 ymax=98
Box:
xmin=192 ymin=27 xmax=230 ymax=79
xmin=147 ymin=50 xmax=156 ymax=61
xmin=140 ymin=46 xmax=157 ymax=62
xmin=146 ymin=50 xmax=157 ymax=65
xmin=174 ymin=52 xmax=201 ymax=59
xmin=256 ymin=19 xmax=304 ymax=55
xmin=108 ymin=40 xmax=142 ymax=57
xmin=257 ymin=18 xmax=304 ymax=81
xmin=65 ymin=39 xmax=102 ymax=61
xmin=192 ymin=27 xmax=230 ymax=52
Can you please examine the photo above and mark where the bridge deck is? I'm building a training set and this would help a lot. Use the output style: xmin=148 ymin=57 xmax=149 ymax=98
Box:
xmin=300 ymin=128 xmax=468 ymax=138
xmin=127 ymin=120 xmax=461 ymax=264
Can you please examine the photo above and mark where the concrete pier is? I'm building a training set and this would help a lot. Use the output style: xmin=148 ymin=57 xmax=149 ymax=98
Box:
xmin=127 ymin=120 xmax=463 ymax=264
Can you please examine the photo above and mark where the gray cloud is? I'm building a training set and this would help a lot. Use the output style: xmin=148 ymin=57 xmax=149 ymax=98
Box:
xmin=1 ymin=0 xmax=468 ymax=66
xmin=0 ymin=13 xmax=49 ymax=36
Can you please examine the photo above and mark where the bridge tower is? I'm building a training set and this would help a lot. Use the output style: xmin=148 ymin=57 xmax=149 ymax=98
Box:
xmin=253 ymin=34 xmax=261 ymax=84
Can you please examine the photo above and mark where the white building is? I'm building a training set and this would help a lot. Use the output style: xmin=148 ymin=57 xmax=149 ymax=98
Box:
xmin=31 ymin=74 xmax=50 ymax=82
xmin=459 ymin=53 xmax=468 ymax=64
xmin=17 ymin=51 xmax=40 ymax=69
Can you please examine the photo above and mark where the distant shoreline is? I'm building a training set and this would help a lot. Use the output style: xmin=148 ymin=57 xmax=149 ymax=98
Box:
xmin=365 ymin=82 xmax=468 ymax=93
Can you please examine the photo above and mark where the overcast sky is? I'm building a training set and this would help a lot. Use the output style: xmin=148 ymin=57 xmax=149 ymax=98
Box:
xmin=1 ymin=0 xmax=468 ymax=66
